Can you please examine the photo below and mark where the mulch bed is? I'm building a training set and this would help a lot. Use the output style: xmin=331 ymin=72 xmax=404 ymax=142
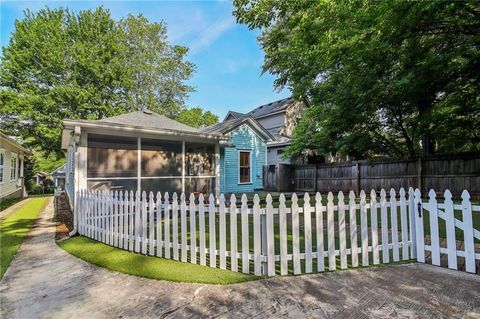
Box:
xmin=54 ymin=193 xmax=74 ymax=241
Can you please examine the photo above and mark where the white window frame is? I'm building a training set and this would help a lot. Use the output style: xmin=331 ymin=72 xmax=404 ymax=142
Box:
xmin=0 ymin=149 xmax=5 ymax=183
xmin=10 ymin=152 xmax=17 ymax=181
xmin=238 ymin=150 xmax=252 ymax=185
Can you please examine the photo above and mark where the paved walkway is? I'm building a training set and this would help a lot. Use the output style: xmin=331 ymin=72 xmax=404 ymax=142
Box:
xmin=1 ymin=199 xmax=479 ymax=319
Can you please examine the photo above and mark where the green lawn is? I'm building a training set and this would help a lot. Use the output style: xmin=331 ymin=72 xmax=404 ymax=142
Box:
xmin=0 ymin=197 xmax=49 ymax=279
xmin=59 ymin=236 xmax=259 ymax=284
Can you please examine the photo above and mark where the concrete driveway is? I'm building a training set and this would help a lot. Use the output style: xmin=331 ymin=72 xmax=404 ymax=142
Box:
xmin=1 ymin=198 xmax=479 ymax=319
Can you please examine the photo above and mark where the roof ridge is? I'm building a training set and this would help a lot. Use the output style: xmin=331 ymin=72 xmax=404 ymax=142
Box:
xmin=98 ymin=109 xmax=198 ymax=133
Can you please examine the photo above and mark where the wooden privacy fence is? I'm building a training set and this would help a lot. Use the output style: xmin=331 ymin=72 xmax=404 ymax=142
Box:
xmin=265 ymin=153 xmax=480 ymax=199
xmin=263 ymin=164 xmax=293 ymax=192
xmin=75 ymin=188 xmax=479 ymax=276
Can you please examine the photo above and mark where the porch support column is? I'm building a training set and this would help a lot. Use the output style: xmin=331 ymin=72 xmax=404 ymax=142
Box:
xmin=215 ymin=142 xmax=220 ymax=198
xmin=19 ymin=155 xmax=24 ymax=177
xmin=137 ymin=137 xmax=141 ymax=194
xmin=181 ymin=140 xmax=185 ymax=194
xmin=77 ymin=128 xmax=87 ymax=192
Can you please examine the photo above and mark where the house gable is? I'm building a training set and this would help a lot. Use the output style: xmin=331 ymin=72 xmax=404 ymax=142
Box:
xmin=220 ymin=123 xmax=266 ymax=193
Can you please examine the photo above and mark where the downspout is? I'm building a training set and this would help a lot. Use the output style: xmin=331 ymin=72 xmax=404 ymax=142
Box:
xmin=69 ymin=126 xmax=81 ymax=237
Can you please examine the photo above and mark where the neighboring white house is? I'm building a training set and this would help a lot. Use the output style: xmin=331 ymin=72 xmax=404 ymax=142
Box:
xmin=0 ymin=131 xmax=29 ymax=200
xmin=51 ymin=164 xmax=66 ymax=190
xmin=33 ymin=171 xmax=49 ymax=186
xmin=224 ymin=97 xmax=306 ymax=165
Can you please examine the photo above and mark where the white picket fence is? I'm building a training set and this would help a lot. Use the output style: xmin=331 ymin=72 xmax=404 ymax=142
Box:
xmin=416 ymin=189 xmax=479 ymax=273
xmin=75 ymin=187 xmax=479 ymax=276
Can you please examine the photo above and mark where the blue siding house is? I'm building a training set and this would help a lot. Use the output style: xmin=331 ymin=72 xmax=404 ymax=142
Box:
xmin=201 ymin=117 xmax=272 ymax=193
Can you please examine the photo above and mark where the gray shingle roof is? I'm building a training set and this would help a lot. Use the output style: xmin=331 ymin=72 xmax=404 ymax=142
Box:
xmin=246 ymin=97 xmax=294 ymax=119
xmin=223 ymin=97 xmax=294 ymax=122
xmin=100 ymin=110 xmax=198 ymax=133
xmin=200 ymin=117 xmax=246 ymax=135
xmin=201 ymin=116 xmax=273 ymax=140
xmin=225 ymin=111 xmax=245 ymax=120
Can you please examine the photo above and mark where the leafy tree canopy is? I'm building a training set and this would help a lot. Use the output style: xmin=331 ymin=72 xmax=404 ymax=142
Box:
xmin=1 ymin=7 xmax=200 ymax=156
xmin=176 ymin=107 xmax=219 ymax=129
xmin=233 ymin=1 xmax=480 ymax=159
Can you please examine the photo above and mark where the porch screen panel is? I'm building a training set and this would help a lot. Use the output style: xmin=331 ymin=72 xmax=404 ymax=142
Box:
xmin=186 ymin=143 xmax=215 ymax=176
xmin=141 ymin=139 xmax=182 ymax=177
xmin=87 ymin=179 xmax=137 ymax=192
xmin=185 ymin=142 xmax=216 ymax=196
xmin=141 ymin=178 xmax=182 ymax=195
xmin=87 ymin=134 xmax=137 ymax=178
xmin=185 ymin=177 xmax=216 ymax=194
xmin=87 ymin=134 xmax=138 ymax=192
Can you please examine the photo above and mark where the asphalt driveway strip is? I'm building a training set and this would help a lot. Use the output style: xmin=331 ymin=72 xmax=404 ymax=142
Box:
xmin=1 ymin=198 xmax=479 ymax=318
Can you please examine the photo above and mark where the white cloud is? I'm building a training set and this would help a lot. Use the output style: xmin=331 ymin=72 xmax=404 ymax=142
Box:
xmin=166 ymin=9 xmax=206 ymax=43
xmin=187 ymin=16 xmax=234 ymax=54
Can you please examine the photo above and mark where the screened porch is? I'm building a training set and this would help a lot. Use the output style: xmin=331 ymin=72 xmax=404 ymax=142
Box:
xmin=86 ymin=134 xmax=219 ymax=196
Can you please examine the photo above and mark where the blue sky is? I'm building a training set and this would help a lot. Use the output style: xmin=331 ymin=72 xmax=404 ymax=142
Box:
xmin=0 ymin=0 xmax=290 ymax=120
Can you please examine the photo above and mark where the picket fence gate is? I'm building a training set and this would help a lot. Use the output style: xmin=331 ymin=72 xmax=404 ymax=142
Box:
xmin=75 ymin=188 xmax=479 ymax=276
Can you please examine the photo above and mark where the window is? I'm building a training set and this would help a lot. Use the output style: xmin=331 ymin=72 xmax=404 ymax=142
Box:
xmin=277 ymin=149 xmax=284 ymax=155
xmin=10 ymin=153 xmax=17 ymax=181
xmin=0 ymin=150 xmax=4 ymax=182
xmin=239 ymin=151 xmax=251 ymax=184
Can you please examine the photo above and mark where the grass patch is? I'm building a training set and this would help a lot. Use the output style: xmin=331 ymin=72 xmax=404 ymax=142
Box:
xmin=0 ymin=197 xmax=49 ymax=279
xmin=59 ymin=236 xmax=260 ymax=285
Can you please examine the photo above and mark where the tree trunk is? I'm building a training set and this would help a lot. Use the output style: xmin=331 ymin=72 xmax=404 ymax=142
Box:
xmin=418 ymin=99 xmax=435 ymax=156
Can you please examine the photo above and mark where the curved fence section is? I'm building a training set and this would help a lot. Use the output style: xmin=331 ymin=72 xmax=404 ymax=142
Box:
xmin=75 ymin=188 xmax=479 ymax=276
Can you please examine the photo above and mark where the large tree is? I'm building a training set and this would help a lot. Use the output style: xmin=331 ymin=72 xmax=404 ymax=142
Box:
xmin=176 ymin=107 xmax=219 ymax=129
xmin=233 ymin=1 xmax=480 ymax=159
xmin=0 ymin=7 xmax=195 ymax=155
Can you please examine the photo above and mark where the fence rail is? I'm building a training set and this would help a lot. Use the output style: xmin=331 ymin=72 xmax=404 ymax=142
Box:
xmin=75 ymin=187 xmax=479 ymax=276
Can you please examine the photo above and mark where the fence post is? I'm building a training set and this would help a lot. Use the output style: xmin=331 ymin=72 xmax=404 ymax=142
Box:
xmin=266 ymin=194 xmax=275 ymax=276
xmin=253 ymin=195 xmax=262 ymax=276
xmin=261 ymin=200 xmax=268 ymax=276
xmin=416 ymin=158 xmax=422 ymax=192
xmin=414 ymin=189 xmax=425 ymax=263
xmin=461 ymin=190 xmax=475 ymax=273
xmin=355 ymin=162 xmax=360 ymax=196
xmin=408 ymin=187 xmax=417 ymax=259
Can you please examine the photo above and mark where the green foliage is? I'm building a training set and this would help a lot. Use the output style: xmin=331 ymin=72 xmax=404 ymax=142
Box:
xmin=1 ymin=197 xmax=49 ymax=278
xmin=176 ymin=106 xmax=219 ymax=128
xmin=23 ymin=155 xmax=36 ymax=192
xmin=59 ymin=236 xmax=259 ymax=284
xmin=233 ymin=1 xmax=480 ymax=159
xmin=33 ymin=152 xmax=65 ymax=174
xmin=1 ymin=7 xmax=195 ymax=156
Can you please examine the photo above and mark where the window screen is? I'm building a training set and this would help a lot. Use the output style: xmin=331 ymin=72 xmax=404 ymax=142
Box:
xmin=186 ymin=143 xmax=215 ymax=176
xmin=141 ymin=138 xmax=182 ymax=177
xmin=87 ymin=134 xmax=137 ymax=178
